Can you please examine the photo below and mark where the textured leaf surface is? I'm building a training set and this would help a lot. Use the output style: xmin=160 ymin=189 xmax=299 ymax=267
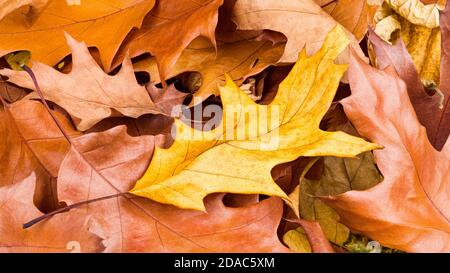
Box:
xmin=134 ymin=37 xmax=284 ymax=102
xmin=369 ymin=0 xmax=450 ymax=150
xmin=373 ymin=0 xmax=442 ymax=85
xmin=315 ymin=0 xmax=376 ymax=40
xmin=0 ymin=99 xmax=80 ymax=211
xmin=57 ymin=126 xmax=289 ymax=252
xmin=323 ymin=51 xmax=450 ymax=253
xmin=0 ymin=174 xmax=102 ymax=253
xmin=0 ymin=0 xmax=47 ymax=23
xmin=232 ymin=0 xmax=365 ymax=64
xmin=0 ymin=0 xmax=155 ymax=69
xmin=0 ymin=35 xmax=184 ymax=131
xmin=115 ymin=0 xmax=224 ymax=81
xmin=131 ymin=26 xmax=379 ymax=211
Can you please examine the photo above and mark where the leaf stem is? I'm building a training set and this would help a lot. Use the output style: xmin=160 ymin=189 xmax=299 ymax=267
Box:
xmin=23 ymin=193 xmax=129 ymax=229
xmin=21 ymin=65 xmax=131 ymax=229
xmin=22 ymin=65 xmax=73 ymax=144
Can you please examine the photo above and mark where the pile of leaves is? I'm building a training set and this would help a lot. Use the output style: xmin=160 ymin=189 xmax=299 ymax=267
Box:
xmin=0 ymin=0 xmax=448 ymax=253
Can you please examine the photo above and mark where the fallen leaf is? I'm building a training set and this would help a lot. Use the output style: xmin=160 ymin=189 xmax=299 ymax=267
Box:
xmin=402 ymin=22 xmax=441 ymax=85
xmin=0 ymin=0 xmax=155 ymax=69
xmin=315 ymin=0 xmax=377 ymax=40
xmin=84 ymin=83 xmax=187 ymax=148
xmin=0 ymin=99 xmax=80 ymax=211
xmin=0 ymin=0 xmax=47 ymax=23
xmin=0 ymin=34 xmax=185 ymax=131
xmin=133 ymin=0 xmax=285 ymax=104
xmin=56 ymin=125 xmax=289 ymax=252
xmin=323 ymin=51 xmax=450 ymax=253
xmin=232 ymin=0 xmax=365 ymax=64
xmin=115 ymin=0 xmax=224 ymax=81
xmin=3 ymin=0 xmax=446 ymax=255
xmin=373 ymin=0 xmax=442 ymax=85
xmin=147 ymin=84 xmax=189 ymax=116
xmin=215 ymin=0 xmax=279 ymax=44
xmin=283 ymin=219 xmax=334 ymax=253
xmin=369 ymin=0 xmax=450 ymax=150
xmin=283 ymin=227 xmax=312 ymax=253
xmin=0 ymin=78 xmax=27 ymax=102
xmin=134 ymin=37 xmax=284 ymax=103
xmin=130 ymin=26 xmax=379 ymax=211
xmin=286 ymin=105 xmax=383 ymax=247
xmin=0 ymin=174 xmax=102 ymax=253
xmin=87 ymin=114 xmax=176 ymax=149
xmin=299 ymin=153 xmax=382 ymax=245
xmin=385 ymin=0 xmax=444 ymax=28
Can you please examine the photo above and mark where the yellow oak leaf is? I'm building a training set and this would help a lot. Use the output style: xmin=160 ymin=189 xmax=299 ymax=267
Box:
xmin=130 ymin=26 xmax=380 ymax=211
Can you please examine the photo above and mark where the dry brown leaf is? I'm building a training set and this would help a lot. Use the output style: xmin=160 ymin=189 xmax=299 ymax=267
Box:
xmin=0 ymin=174 xmax=103 ymax=253
xmin=315 ymin=0 xmax=377 ymax=40
xmin=369 ymin=0 xmax=450 ymax=150
xmin=232 ymin=0 xmax=365 ymax=65
xmin=0 ymin=78 xmax=27 ymax=103
xmin=134 ymin=37 xmax=284 ymax=103
xmin=115 ymin=0 xmax=224 ymax=81
xmin=0 ymin=99 xmax=80 ymax=212
xmin=292 ymin=105 xmax=383 ymax=247
xmin=55 ymin=125 xmax=289 ymax=252
xmin=386 ymin=0 xmax=444 ymax=28
xmin=323 ymin=51 xmax=450 ymax=253
xmin=0 ymin=35 xmax=185 ymax=131
xmin=373 ymin=0 xmax=442 ymax=85
xmin=131 ymin=27 xmax=379 ymax=212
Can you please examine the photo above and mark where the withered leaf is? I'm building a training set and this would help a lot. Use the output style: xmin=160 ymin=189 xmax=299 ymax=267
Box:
xmin=0 ymin=0 xmax=48 ymax=23
xmin=323 ymin=51 xmax=450 ymax=253
xmin=0 ymin=99 xmax=80 ymax=211
xmin=0 ymin=174 xmax=102 ymax=253
xmin=135 ymin=37 xmax=284 ymax=104
xmin=0 ymin=0 xmax=155 ymax=69
xmin=115 ymin=0 xmax=224 ymax=81
xmin=56 ymin=125 xmax=289 ymax=252
xmin=0 ymin=35 xmax=185 ymax=131
xmin=369 ymin=0 xmax=450 ymax=150
xmin=232 ymin=0 xmax=365 ymax=65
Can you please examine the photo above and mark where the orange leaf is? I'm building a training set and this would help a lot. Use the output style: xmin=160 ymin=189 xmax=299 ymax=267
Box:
xmin=0 ymin=174 xmax=103 ymax=253
xmin=115 ymin=0 xmax=224 ymax=81
xmin=0 ymin=0 xmax=155 ymax=69
xmin=323 ymin=51 xmax=450 ymax=253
